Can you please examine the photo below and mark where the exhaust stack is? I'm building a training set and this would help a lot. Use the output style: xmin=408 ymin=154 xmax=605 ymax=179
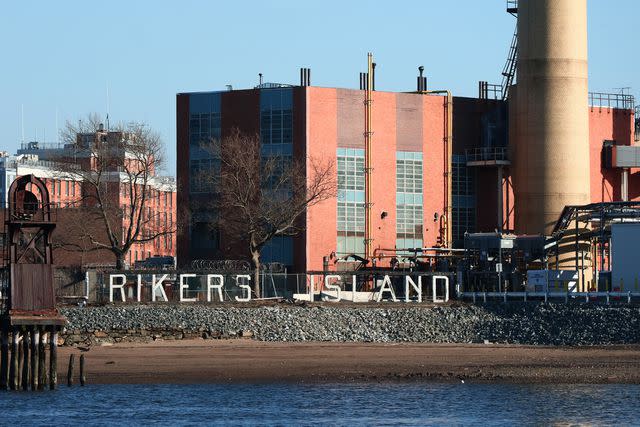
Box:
xmin=512 ymin=0 xmax=590 ymax=235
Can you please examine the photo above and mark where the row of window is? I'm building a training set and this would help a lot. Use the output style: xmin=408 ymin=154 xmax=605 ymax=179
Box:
xmin=260 ymin=109 xmax=293 ymax=145
xmin=122 ymin=206 xmax=173 ymax=226
xmin=189 ymin=112 xmax=221 ymax=147
xmin=337 ymin=148 xmax=365 ymax=256
xmin=189 ymin=159 xmax=220 ymax=194
xmin=258 ymin=90 xmax=294 ymax=265
xmin=396 ymin=158 xmax=423 ymax=194
xmin=127 ymin=237 xmax=173 ymax=265
xmin=396 ymin=152 xmax=424 ymax=251
xmin=44 ymin=179 xmax=78 ymax=198
xmin=337 ymin=153 xmax=365 ymax=192
xmin=337 ymin=202 xmax=365 ymax=233
xmin=452 ymin=155 xmax=476 ymax=244
xmin=396 ymin=204 xmax=423 ymax=239
xmin=121 ymin=183 xmax=174 ymax=207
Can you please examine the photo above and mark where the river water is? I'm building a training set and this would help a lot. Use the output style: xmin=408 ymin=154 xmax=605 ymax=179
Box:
xmin=3 ymin=383 xmax=639 ymax=426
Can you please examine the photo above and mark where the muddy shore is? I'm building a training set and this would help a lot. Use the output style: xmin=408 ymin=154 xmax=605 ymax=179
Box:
xmin=58 ymin=340 xmax=640 ymax=384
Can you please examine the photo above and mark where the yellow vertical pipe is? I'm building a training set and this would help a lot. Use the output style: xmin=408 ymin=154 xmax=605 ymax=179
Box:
xmin=365 ymin=53 xmax=374 ymax=260
xmin=420 ymin=90 xmax=453 ymax=248
xmin=445 ymin=92 xmax=452 ymax=248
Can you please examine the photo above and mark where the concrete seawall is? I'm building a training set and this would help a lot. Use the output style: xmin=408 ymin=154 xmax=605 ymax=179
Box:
xmin=58 ymin=303 xmax=640 ymax=347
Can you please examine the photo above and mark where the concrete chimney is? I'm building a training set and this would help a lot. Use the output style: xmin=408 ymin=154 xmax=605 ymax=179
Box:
xmin=511 ymin=0 xmax=590 ymax=235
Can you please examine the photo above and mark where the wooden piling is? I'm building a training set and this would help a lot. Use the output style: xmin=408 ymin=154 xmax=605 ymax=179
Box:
xmin=0 ymin=324 xmax=8 ymax=390
xmin=30 ymin=327 xmax=39 ymax=391
xmin=49 ymin=328 xmax=57 ymax=390
xmin=9 ymin=329 xmax=18 ymax=390
xmin=16 ymin=328 xmax=24 ymax=390
xmin=67 ymin=354 xmax=74 ymax=387
xmin=38 ymin=328 xmax=46 ymax=390
xmin=21 ymin=329 xmax=29 ymax=391
xmin=79 ymin=354 xmax=86 ymax=386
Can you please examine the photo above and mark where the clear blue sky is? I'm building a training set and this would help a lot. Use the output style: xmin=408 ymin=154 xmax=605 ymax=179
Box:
xmin=1 ymin=0 xmax=637 ymax=175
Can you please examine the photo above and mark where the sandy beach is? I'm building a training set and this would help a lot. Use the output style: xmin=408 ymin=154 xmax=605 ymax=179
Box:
xmin=57 ymin=340 xmax=640 ymax=384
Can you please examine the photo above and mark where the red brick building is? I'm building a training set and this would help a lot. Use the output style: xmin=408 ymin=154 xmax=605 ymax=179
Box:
xmin=176 ymin=83 xmax=636 ymax=273
xmin=7 ymin=130 xmax=177 ymax=268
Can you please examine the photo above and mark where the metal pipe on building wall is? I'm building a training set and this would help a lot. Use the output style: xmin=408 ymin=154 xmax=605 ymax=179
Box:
xmin=422 ymin=90 xmax=453 ymax=247
xmin=364 ymin=53 xmax=374 ymax=259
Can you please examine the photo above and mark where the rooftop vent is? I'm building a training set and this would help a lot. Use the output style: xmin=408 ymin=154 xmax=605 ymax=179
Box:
xmin=300 ymin=68 xmax=311 ymax=87
xmin=417 ymin=66 xmax=427 ymax=92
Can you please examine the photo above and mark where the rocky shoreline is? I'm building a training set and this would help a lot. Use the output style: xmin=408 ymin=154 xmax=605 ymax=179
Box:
xmin=57 ymin=302 xmax=640 ymax=347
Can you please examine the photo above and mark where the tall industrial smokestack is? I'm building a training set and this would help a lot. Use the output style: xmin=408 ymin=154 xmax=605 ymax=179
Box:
xmin=512 ymin=0 xmax=590 ymax=235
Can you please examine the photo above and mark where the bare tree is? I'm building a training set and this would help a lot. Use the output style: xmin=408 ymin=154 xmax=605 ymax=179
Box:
xmin=212 ymin=130 xmax=336 ymax=296
xmin=55 ymin=115 xmax=174 ymax=270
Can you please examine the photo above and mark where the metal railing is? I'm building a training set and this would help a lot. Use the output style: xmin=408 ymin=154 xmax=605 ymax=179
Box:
xmin=254 ymin=83 xmax=295 ymax=89
xmin=589 ymin=92 xmax=635 ymax=110
xmin=19 ymin=142 xmax=69 ymax=151
xmin=1 ymin=158 xmax=81 ymax=171
xmin=459 ymin=291 xmax=640 ymax=305
xmin=465 ymin=147 xmax=509 ymax=163
xmin=478 ymin=82 xmax=503 ymax=100
xmin=3 ymin=201 xmax=58 ymax=223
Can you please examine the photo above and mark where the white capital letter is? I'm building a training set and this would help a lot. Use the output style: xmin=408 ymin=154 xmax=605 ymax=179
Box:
xmin=432 ymin=276 xmax=450 ymax=303
xmin=109 ymin=274 xmax=126 ymax=303
xmin=152 ymin=274 xmax=169 ymax=302
xmin=207 ymin=274 xmax=224 ymax=302
xmin=235 ymin=275 xmax=252 ymax=302
xmin=405 ymin=276 xmax=423 ymax=303
xmin=352 ymin=275 xmax=358 ymax=302
xmin=308 ymin=274 xmax=316 ymax=301
xmin=180 ymin=274 xmax=197 ymax=302
xmin=137 ymin=274 xmax=143 ymax=302
xmin=324 ymin=275 xmax=341 ymax=302
xmin=376 ymin=275 xmax=398 ymax=302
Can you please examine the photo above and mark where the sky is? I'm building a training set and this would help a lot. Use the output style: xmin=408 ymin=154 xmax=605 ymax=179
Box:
xmin=1 ymin=0 xmax=638 ymax=176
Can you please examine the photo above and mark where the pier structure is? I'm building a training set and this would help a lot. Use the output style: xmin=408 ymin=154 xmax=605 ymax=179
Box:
xmin=0 ymin=175 xmax=66 ymax=391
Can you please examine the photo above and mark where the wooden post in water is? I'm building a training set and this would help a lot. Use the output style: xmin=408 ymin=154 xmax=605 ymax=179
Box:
xmin=67 ymin=354 xmax=74 ymax=387
xmin=38 ymin=328 xmax=46 ymax=390
xmin=79 ymin=354 xmax=86 ymax=386
xmin=0 ymin=324 xmax=8 ymax=390
xmin=9 ymin=329 xmax=18 ymax=390
xmin=21 ymin=328 xmax=29 ymax=391
xmin=30 ymin=327 xmax=39 ymax=391
xmin=49 ymin=327 xmax=57 ymax=390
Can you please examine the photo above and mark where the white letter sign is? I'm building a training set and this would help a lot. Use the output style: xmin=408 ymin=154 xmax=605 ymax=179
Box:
xmin=180 ymin=274 xmax=197 ymax=302
xmin=324 ymin=275 xmax=342 ymax=302
xmin=376 ymin=275 xmax=398 ymax=302
xmin=235 ymin=275 xmax=252 ymax=302
xmin=432 ymin=276 xmax=450 ymax=303
xmin=109 ymin=274 xmax=126 ymax=303
xmin=207 ymin=274 xmax=224 ymax=302
xmin=151 ymin=274 xmax=169 ymax=302
xmin=405 ymin=276 xmax=423 ymax=303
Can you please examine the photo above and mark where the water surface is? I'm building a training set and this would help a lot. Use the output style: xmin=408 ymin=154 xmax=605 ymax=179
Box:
xmin=3 ymin=383 xmax=639 ymax=426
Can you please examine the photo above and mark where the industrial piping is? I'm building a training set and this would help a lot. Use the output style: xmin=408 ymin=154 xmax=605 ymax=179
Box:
xmin=364 ymin=53 xmax=374 ymax=260
xmin=419 ymin=90 xmax=453 ymax=248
